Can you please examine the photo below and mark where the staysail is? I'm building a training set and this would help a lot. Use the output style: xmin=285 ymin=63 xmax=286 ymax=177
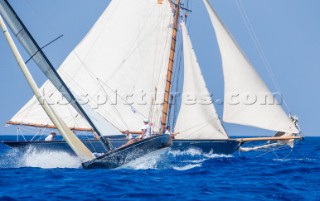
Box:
xmin=174 ymin=22 xmax=228 ymax=140
xmin=4 ymin=0 xmax=174 ymax=133
xmin=203 ymin=0 xmax=299 ymax=134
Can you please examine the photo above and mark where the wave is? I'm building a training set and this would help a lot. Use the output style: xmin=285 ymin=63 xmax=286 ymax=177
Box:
xmin=0 ymin=146 xmax=233 ymax=170
xmin=121 ymin=148 xmax=169 ymax=170
xmin=121 ymin=148 xmax=233 ymax=171
xmin=0 ymin=147 xmax=81 ymax=169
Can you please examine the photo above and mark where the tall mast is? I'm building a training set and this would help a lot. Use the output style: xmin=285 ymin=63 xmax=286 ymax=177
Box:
xmin=161 ymin=0 xmax=181 ymax=132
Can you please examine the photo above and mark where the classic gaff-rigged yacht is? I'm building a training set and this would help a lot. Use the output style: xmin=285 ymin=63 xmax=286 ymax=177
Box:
xmin=1 ymin=0 xmax=302 ymax=155
xmin=0 ymin=0 xmax=172 ymax=169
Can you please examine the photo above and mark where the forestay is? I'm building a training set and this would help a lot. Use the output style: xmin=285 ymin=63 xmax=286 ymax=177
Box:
xmin=203 ymin=0 xmax=298 ymax=134
xmin=174 ymin=22 xmax=228 ymax=140
xmin=7 ymin=0 xmax=174 ymax=133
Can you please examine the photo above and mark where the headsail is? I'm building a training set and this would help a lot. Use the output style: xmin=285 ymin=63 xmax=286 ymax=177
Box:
xmin=203 ymin=0 xmax=299 ymax=134
xmin=4 ymin=0 xmax=174 ymax=133
xmin=174 ymin=22 xmax=228 ymax=140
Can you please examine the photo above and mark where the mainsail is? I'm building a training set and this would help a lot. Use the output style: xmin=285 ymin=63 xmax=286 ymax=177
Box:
xmin=174 ymin=22 xmax=228 ymax=140
xmin=4 ymin=0 xmax=174 ymax=133
xmin=203 ymin=0 xmax=299 ymax=134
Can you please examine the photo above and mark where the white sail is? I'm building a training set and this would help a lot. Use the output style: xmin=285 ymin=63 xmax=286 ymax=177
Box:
xmin=174 ymin=22 xmax=228 ymax=140
xmin=203 ymin=0 xmax=299 ymax=134
xmin=9 ymin=0 xmax=174 ymax=133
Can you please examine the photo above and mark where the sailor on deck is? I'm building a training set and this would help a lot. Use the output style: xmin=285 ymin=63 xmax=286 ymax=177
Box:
xmin=140 ymin=119 xmax=151 ymax=139
xmin=165 ymin=126 xmax=175 ymax=139
xmin=44 ymin=132 xmax=56 ymax=141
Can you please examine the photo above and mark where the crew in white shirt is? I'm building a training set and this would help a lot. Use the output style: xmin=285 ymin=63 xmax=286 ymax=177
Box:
xmin=44 ymin=132 xmax=56 ymax=141
xmin=141 ymin=119 xmax=151 ymax=139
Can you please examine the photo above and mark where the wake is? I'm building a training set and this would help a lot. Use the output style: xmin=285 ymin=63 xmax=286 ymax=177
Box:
xmin=122 ymin=148 xmax=233 ymax=171
xmin=0 ymin=146 xmax=233 ymax=170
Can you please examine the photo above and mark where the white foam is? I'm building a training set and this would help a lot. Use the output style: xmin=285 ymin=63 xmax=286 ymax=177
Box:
xmin=168 ymin=148 xmax=233 ymax=159
xmin=121 ymin=148 xmax=169 ymax=170
xmin=1 ymin=147 xmax=82 ymax=169
xmin=204 ymin=153 xmax=233 ymax=159
xmin=122 ymin=148 xmax=233 ymax=171
xmin=169 ymin=148 xmax=204 ymax=157
xmin=22 ymin=148 xmax=82 ymax=169
xmin=173 ymin=164 xmax=202 ymax=171
xmin=0 ymin=146 xmax=233 ymax=170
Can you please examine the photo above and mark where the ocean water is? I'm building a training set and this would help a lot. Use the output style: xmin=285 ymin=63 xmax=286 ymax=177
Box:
xmin=0 ymin=136 xmax=319 ymax=200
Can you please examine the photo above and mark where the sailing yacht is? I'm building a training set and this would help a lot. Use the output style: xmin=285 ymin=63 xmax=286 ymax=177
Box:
xmin=1 ymin=0 xmax=302 ymax=155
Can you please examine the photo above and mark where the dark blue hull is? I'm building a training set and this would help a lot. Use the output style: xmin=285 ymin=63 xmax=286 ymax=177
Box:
xmin=172 ymin=139 xmax=241 ymax=155
xmin=1 ymin=137 xmax=241 ymax=155
xmin=82 ymin=134 xmax=172 ymax=169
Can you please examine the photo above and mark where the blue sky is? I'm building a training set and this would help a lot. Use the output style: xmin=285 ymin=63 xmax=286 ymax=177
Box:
xmin=0 ymin=0 xmax=319 ymax=136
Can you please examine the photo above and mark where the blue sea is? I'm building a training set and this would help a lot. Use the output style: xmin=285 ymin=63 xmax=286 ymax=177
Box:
xmin=0 ymin=136 xmax=319 ymax=200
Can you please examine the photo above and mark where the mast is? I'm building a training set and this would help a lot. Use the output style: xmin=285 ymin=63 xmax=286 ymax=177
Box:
xmin=0 ymin=0 xmax=112 ymax=150
xmin=161 ymin=0 xmax=181 ymax=132
xmin=0 ymin=14 xmax=94 ymax=161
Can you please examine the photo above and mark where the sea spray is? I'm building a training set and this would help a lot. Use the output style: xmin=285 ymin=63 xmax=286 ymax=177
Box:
xmin=22 ymin=147 xmax=82 ymax=168
xmin=0 ymin=146 xmax=82 ymax=169
xmin=121 ymin=148 xmax=234 ymax=171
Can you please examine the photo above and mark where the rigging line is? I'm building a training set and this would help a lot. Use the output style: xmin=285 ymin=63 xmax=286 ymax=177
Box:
xmin=179 ymin=121 xmax=212 ymax=139
xmin=171 ymin=35 xmax=183 ymax=127
xmin=175 ymin=117 xmax=217 ymax=136
xmin=30 ymin=129 xmax=42 ymax=141
xmin=35 ymin=128 xmax=45 ymax=141
xmin=96 ymin=78 xmax=146 ymax=118
xmin=39 ymin=128 xmax=49 ymax=140
xmin=154 ymin=14 xmax=174 ymax=100
xmin=273 ymin=145 xmax=293 ymax=159
xmin=235 ymin=0 xmax=291 ymax=112
xmin=254 ymin=142 xmax=293 ymax=158
xmin=57 ymin=72 xmax=125 ymax=131
xmin=58 ymin=71 xmax=91 ymax=105
xmin=17 ymin=127 xmax=27 ymax=141
xmin=170 ymin=0 xmax=189 ymax=127
xmin=152 ymin=5 xmax=173 ymax=89
xmin=63 ymin=97 xmax=84 ymax=129
xmin=110 ymin=108 xmax=130 ymax=130
xmin=59 ymin=66 xmax=129 ymax=132
xmin=244 ymin=137 xmax=302 ymax=158
xmin=65 ymin=52 xmax=131 ymax=130
xmin=148 ymin=14 xmax=174 ymax=125
xmin=168 ymin=39 xmax=180 ymax=126
xmin=95 ymin=80 xmax=133 ymax=129
xmin=25 ymin=35 xmax=64 ymax=64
